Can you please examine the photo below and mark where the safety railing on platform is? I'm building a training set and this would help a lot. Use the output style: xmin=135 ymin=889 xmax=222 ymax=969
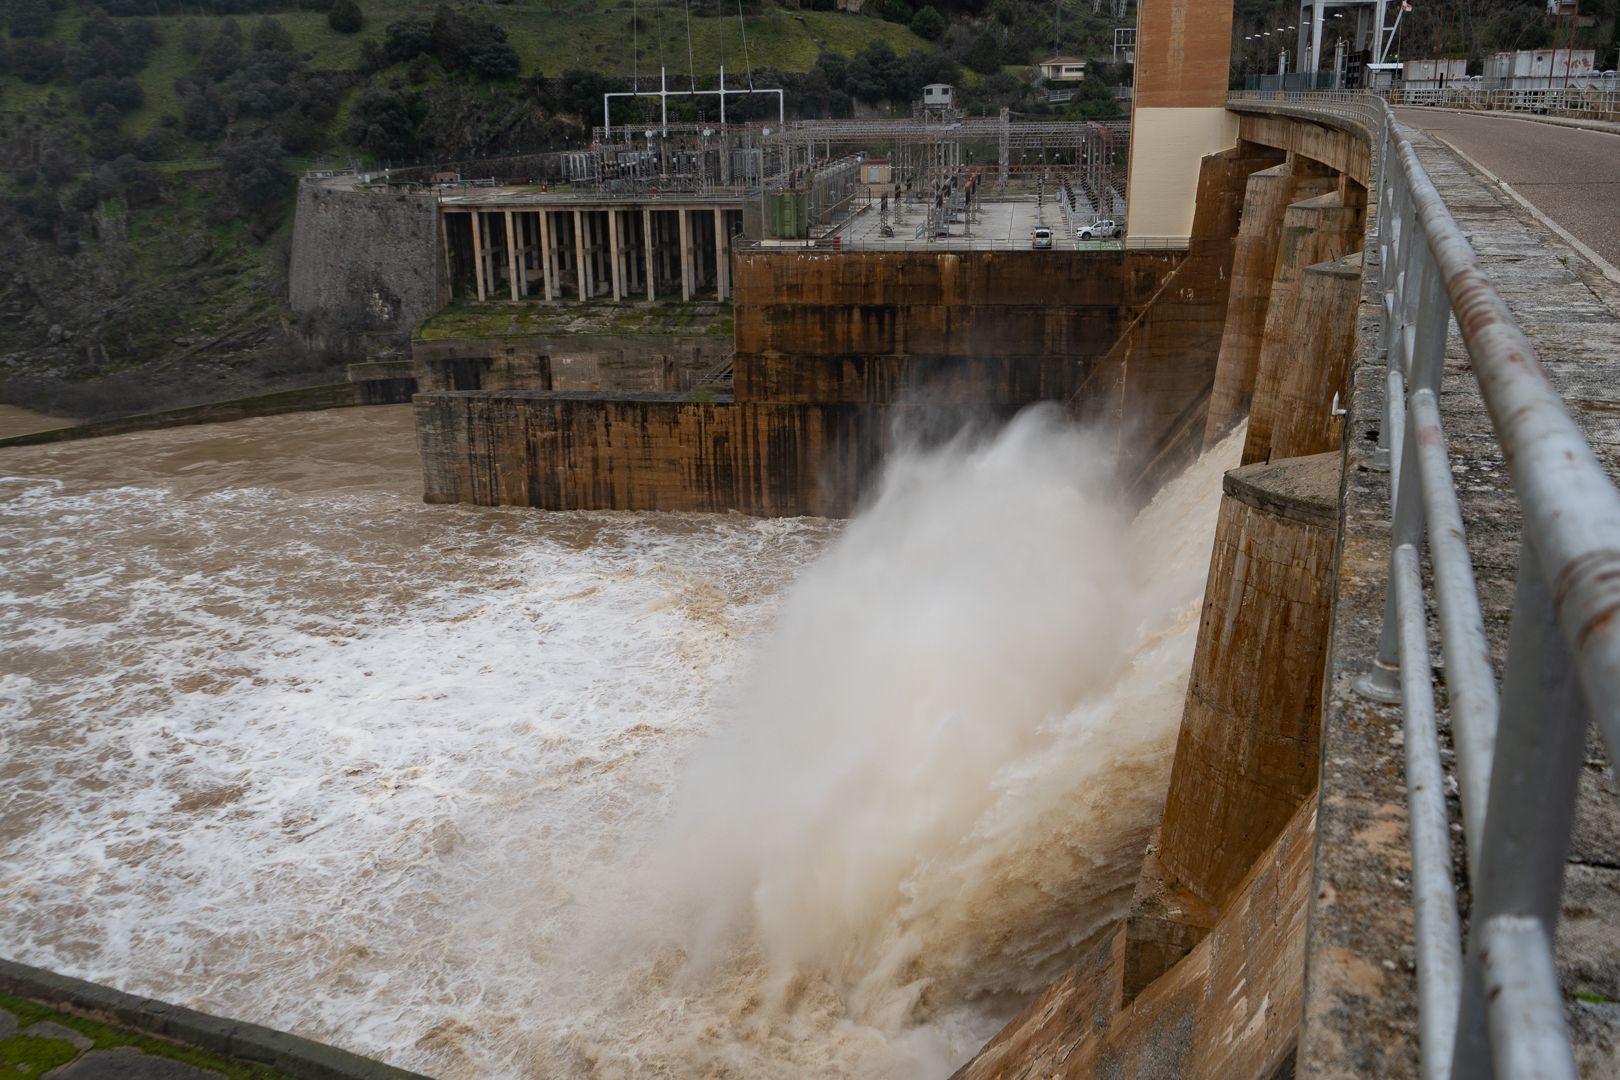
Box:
xmin=1230 ymin=90 xmax=1620 ymax=1079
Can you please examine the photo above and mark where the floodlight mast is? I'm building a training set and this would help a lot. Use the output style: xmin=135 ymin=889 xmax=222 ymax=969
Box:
xmin=603 ymin=66 xmax=786 ymax=139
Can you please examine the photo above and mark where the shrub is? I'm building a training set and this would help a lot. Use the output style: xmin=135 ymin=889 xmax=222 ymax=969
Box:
xmin=14 ymin=44 xmax=63 ymax=85
xmin=91 ymin=102 xmax=123 ymax=132
xmin=911 ymin=5 xmax=946 ymax=40
xmin=223 ymin=136 xmax=292 ymax=220
xmin=80 ymin=76 xmax=145 ymax=115
xmin=463 ymin=40 xmax=519 ymax=81
xmin=328 ymin=0 xmax=363 ymax=33
xmin=346 ymin=85 xmax=417 ymax=159
xmin=251 ymin=16 xmax=296 ymax=53
xmin=384 ymin=18 xmax=432 ymax=63
xmin=8 ymin=0 xmax=56 ymax=39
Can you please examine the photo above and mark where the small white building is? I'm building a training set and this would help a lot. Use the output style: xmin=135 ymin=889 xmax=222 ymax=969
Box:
xmin=1037 ymin=56 xmax=1088 ymax=82
xmin=922 ymin=83 xmax=955 ymax=108
xmin=1402 ymin=58 xmax=1469 ymax=88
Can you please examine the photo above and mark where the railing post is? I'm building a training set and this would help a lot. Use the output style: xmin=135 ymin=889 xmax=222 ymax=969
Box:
xmin=1451 ymin=538 xmax=1584 ymax=1080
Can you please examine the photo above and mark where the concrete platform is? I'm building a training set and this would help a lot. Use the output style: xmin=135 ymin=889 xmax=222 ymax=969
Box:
xmin=830 ymin=195 xmax=1119 ymax=251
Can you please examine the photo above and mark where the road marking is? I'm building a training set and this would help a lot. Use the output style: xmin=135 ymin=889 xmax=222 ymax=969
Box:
xmin=1431 ymin=132 xmax=1620 ymax=290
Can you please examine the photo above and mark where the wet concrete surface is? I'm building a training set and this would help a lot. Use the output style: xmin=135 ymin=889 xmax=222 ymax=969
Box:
xmin=1394 ymin=108 xmax=1620 ymax=268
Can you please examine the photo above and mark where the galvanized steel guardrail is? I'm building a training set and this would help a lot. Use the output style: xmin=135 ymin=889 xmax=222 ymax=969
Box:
xmin=1386 ymin=83 xmax=1620 ymax=122
xmin=1230 ymin=90 xmax=1620 ymax=1079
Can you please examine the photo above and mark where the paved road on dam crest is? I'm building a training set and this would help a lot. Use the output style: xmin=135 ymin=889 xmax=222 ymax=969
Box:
xmin=1395 ymin=108 xmax=1620 ymax=272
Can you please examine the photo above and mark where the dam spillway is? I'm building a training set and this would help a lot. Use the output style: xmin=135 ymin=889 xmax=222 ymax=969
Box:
xmin=0 ymin=403 xmax=1245 ymax=1077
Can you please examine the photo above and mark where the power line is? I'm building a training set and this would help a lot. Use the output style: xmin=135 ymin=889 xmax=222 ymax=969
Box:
xmin=737 ymin=0 xmax=753 ymax=89
xmin=683 ymin=0 xmax=697 ymax=92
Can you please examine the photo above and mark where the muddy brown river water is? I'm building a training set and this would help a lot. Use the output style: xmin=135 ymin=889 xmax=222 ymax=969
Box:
xmin=0 ymin=405 xmax=1238 ymax=1078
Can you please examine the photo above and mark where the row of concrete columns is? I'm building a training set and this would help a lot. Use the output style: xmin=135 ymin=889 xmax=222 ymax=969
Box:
xmin=454 ymin=206 xmax=736 ymax=304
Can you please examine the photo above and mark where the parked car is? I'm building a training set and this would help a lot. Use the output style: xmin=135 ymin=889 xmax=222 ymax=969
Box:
xmin=1077 ymin=219 xmax=1119 ymax=240
xmin=1032 ymin=227 xmax=1054 ymax=250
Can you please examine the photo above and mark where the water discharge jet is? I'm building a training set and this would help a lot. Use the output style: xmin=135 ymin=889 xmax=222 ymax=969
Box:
xmin=548 ymin=409 xmax=1247 ymax=1077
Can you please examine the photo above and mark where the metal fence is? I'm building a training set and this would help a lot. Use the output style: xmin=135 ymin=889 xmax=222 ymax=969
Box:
xmin=1230 ymin=90 xmax=1620 ymax=1078
xmin=1385 ymin=82 xmax=1620 ymax=121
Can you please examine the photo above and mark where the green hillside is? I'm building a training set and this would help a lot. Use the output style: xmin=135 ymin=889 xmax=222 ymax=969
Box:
xmin=1 ymin=0 xmax=1609 ymax=416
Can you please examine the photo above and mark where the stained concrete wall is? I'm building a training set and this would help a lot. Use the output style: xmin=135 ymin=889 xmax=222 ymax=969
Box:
xmin=410 ymin=249 xmax=1178 ymax=516
xmin=289 ymin=183 xmax=447 ymax=345
xmin=1155 ymin=453 xmax=1340 ymax=908
xmin=1261 ymin=253 xmax=1363 ymax=463
xmin=1203 ymin=163 xmax=1339 ymax=446
xmin=414 ymin=391 xmax=1018 ymax=517
xmin=955 ymin=795 xmax=1316 ymax=1080
xmin=732 ymin=249 xmax=1180 ymax=406
xmin=412 ymin=335 xmax=729 ymax=393
xmin=1078 ymin=144 xmax=1285 ymax=495
xmin=1243 ymin=194 xmax=1364 ymax=466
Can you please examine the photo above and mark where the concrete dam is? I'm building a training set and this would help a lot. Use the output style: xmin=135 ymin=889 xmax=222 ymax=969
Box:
xmin=285 ymin=82 xmax=1619 ymax=1077
xmin=4 ymin=4 xmax=1619 ymax=1079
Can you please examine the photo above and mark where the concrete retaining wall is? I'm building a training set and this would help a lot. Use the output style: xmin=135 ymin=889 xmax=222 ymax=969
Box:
xmin=731 ymin=249 xmax=1181 ymax=405
xmin=289 ymin=183 xmax=447 ymax=345
xmin=412 ymin=334 xmax=729 ymax=393
xmin=0 ymin=957 xmax=429 ymax=1080
xmin=0 ymin=384 xmax=361 ymax=448
xmin=415 ymin=390 xmax=1018 ymax=517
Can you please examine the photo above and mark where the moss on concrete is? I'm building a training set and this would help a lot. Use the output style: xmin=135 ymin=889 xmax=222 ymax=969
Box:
xmin=0 ymin=993 xmax=293 ymax=1080
xmin=417 ymin=301 xmax=736 ymax=341
xmin=0 ymin=1033 xmax=80 ymax=1075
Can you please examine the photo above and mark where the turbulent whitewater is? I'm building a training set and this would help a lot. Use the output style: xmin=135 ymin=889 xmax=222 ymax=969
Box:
xmin=0 ymin=405 xmax=1240 ymax=1078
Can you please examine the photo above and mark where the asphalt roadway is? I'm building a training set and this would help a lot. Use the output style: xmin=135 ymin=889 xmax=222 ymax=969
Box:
xmin=1394 ymin=107 xmax=1620 ymax=272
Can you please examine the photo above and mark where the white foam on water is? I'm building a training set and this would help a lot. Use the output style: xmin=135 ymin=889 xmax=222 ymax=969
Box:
xmin=0 ymin=409 xmax=1242 ymax=1078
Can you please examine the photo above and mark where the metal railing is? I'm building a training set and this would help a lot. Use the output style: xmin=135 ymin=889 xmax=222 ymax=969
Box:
xmin=1386 ymin=82 xmax=1620 ymax=121
xmin=1232 ymin=90 xmax=1620 ymax=1078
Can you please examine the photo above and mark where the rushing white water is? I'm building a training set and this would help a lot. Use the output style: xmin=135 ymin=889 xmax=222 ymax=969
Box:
xmin=0 ymin=405 xmax=1240 ymax=1078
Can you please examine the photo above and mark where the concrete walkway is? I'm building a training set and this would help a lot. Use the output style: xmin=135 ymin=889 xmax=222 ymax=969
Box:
xmin=1308 ymin=118 xmax=1620 ymax=1075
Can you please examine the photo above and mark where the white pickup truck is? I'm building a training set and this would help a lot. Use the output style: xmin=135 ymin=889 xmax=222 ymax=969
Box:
xmin=1076 ymin=219 xmax=1120 ymax=240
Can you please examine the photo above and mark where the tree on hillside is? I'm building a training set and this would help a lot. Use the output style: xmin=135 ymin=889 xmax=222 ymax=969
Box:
xmin=963 ymin=30 xmax=1002 ymax=74
xmin=223 ymin=137 xmax=292 ymax=225
xmin=463 ymin=40 xmax=520 ymax=80
xmin=80 ymin=76 xmax=145 ymax=114
xmin=347 ymin=85 xmax=418 ymax=159
xmin=329 ymin=0 xmax=363 ymax=34
xmin=912 ymin=5 xmax=946 ymax=40
xmin=877 ymin=0 xmax=914 ymax=24
xmin=384 ymin=18 xmax=433 ymax=63
xmin=14 ymin=43 xmax=63 ymax=84
xmin=182 ymin=92 xmax=227 ymax=141
xmin=8 ymin=0 xmax=56 ymax=39
xmin=251 ymin=17 xmax=296 ymax=53
xmin=558 ymin=69 xmax=621 ymax=125
xmin=1073 ymin=72 xmax=1120 ymax=120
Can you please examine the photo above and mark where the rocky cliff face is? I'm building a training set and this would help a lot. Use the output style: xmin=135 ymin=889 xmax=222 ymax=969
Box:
xmin=0 ymin=169 xmax=288 ymax=387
